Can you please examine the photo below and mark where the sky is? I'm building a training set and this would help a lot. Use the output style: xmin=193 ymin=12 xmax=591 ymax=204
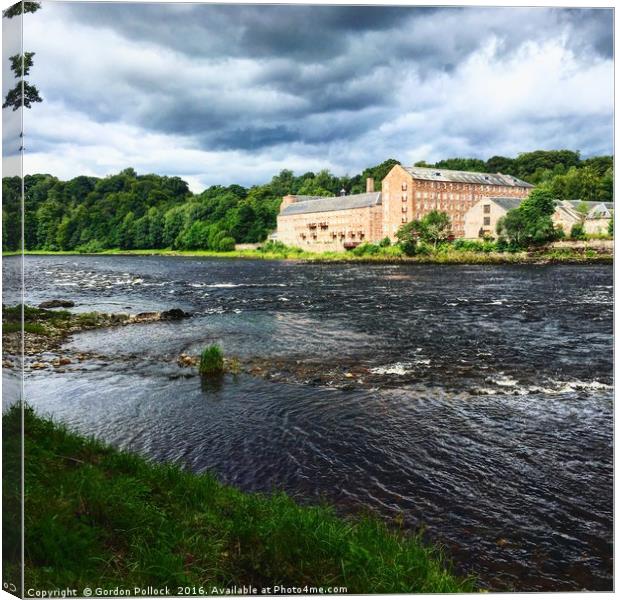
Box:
xmin=2 ymin=2 xmax=614 ymax=191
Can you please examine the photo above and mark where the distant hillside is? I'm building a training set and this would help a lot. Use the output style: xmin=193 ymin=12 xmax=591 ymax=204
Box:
xmin=2 ymin=151 xmax=612 ymax=252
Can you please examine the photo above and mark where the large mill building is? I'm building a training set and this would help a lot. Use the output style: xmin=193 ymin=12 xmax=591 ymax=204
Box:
xmin=276 ymin=164 xmax=533 ymax=250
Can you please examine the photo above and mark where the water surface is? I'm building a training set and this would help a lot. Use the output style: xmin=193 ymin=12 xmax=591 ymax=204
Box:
xmin=6 ymin=255 xmax=613 ymax=591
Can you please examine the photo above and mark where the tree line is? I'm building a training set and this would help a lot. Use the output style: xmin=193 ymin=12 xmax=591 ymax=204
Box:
xmin=417 ymin=149 xmax=613 ymax=203
xmin=2 ymin=151 xmax=612 ymax=252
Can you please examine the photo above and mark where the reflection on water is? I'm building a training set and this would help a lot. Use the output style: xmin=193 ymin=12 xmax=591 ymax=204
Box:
xmin=6 ymin=255 xmax=613 ymax=591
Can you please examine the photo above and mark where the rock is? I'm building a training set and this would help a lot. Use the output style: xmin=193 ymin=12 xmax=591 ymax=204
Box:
xmin=31 ymin=362 xmax=46 ymax=369
xmin=177 ymin=353 xmax=197 ymax=367
xmin=58 ymin=357 xmax=72 ymax=366
xmin=161 ymin=308 xmax=191 ymax=320
xmin=39 ymin=299 xmax=75 ymax=309
xmin=132 ymin=312 xmax=160 ymax=322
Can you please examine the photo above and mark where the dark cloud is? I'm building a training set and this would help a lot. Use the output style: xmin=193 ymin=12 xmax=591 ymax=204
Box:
xmin=18 ymin=3 xmax=614 ymax=188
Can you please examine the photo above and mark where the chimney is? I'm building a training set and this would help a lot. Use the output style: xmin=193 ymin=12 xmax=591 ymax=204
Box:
xmin=366 ymin=177 xmax=375 ymax=193
xmin=280 ymin=194 xmax=297 ymax=212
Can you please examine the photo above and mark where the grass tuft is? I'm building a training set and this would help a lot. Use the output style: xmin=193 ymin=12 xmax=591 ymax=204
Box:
xmin=199 ymin=344 xmax=225 ymax=376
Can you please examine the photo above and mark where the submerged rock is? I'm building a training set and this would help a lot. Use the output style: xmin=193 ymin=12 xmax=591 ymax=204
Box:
xmin=161 ymin=308 xmax=191 ymax=320
xmin=39 ymin=299 xmax=75 ymax=308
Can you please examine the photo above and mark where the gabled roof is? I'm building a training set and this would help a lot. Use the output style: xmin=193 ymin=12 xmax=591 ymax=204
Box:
xmin=402 ymin=166 xmax=533 ymax=188
xmin=280 ymin=192 xmax=382 ymax=216
xmin=560 ymin=200 xmax=613 ymax=220
xmin=485 ymin=197 xmax=524 ymax=211
xmin=586 ymin=202 xmax=613 ymax=219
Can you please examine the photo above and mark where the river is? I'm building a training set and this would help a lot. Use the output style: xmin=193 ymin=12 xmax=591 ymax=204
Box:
xmin=3 ymin=255 xmax=613 ymax=591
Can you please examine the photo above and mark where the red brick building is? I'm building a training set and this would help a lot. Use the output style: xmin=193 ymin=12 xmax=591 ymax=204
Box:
xmin=276 ymin=164 xmax=533 ymax=249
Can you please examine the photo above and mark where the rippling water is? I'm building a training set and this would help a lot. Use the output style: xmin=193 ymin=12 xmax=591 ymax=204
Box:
xmin=5 ymin=255 xmax=613 ymax=591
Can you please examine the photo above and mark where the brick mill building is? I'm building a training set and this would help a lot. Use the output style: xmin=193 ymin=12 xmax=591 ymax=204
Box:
xmin=276 ymin=164 xmax=533 ymax=250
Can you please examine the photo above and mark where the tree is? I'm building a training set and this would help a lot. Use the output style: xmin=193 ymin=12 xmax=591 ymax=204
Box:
xmin=413 ymin=210 xmax=453 ymax=249
xmin=570 ymin=223 xmax=586 ymax=240
xmin=395 ymin=222 xmax=418 ymax=256
xmin=396 ymin=211 xmax=452 ymax=252
xmin=497 ymin=188 xmax=558 ymax=247
xmin=3 ymin=2 xmax=42 ymax=111
xmin=608 ymin=212 xmax=614 ymax=238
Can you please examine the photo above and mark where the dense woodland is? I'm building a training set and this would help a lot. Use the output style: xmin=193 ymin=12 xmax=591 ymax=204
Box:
xmin=2 ymin=151 xmax=613 ymax=252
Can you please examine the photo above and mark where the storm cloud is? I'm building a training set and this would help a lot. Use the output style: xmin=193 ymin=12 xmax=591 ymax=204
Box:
xmin=12 ymin=2 xmax=614 ymax=190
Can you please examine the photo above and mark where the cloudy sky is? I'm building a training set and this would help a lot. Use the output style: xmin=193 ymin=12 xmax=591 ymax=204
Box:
xmin=3 ymin=2 xmax=614 ymax=190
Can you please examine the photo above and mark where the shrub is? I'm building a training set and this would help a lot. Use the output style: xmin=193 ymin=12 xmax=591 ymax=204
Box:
xmin=217 ymin=236 xmax=236 ymax=252
xmin=570 ymin=223 xmax=586 ymax=240
xmin=76 ymin=240 xmax=105 ymax=254
xmin=352 ymin=243 xmax=380 ymax=256
xmin=378 ymin=236 xmax=391 ymax=247
xmin=199 ymin=344 xmax=224 ymax=376
xmin=453 ymin=239 xmax=482 ymax=252
xmin=415 ymin=241 xmax=433 ymax=256
xmin=259 ymin=240 xmax=288 ymax=254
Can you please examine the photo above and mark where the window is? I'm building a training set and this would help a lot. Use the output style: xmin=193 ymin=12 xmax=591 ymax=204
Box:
xmin=483 ymin=217 xmax=491 ymax=226
xmin=402 ymin=195 xmax=408 ymax=202
xmin=401 ymin=206 xmax=407 ymax=213
xmin=483 ymin=205 xmax=491 ymax=214
xmin=401 ymin=182 xmax=408 ymax=191
xmin=402 ymin=216 xmax=407 ymax=223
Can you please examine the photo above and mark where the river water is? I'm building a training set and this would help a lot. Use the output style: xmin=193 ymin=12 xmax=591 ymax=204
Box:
xmin=3 ymin=255 xmax=613 ymax=591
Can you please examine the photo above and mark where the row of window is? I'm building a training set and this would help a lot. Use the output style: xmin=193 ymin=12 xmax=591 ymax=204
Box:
xmin=403 ymin=180 xmax=522 ymax=193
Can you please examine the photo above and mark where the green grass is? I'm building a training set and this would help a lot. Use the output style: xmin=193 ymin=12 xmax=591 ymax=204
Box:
xmin=3 ymin=406 xmax=474 ymax=594
xmin=3 ymin=322 xmax=48 ymax=335
xmin=5 ymin=242 xmax=612 ymax=264
xmin=199 ymin=344 xmax=225 ymax=376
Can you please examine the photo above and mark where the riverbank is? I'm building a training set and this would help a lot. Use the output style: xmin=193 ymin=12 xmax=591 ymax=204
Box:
xmin=3 ymin=245 xmax=613 ymax=264
xmin=3 ymin=405 xmax=474 ymax=594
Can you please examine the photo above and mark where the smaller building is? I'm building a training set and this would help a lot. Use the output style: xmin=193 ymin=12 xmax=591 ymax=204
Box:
xmin=463 ymin=197 xmax=614 ymax=239
xmin=552 ymin=200 xmax=614 ymax=235
xmin=582 ymin=202 xmax=613 ymax=235
xmin=462 ymin=197 xmax=521 ymax=239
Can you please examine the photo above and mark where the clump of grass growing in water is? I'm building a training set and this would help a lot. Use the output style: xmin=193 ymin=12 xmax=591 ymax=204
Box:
xmin=199 ymin=344 xmax=224 ymax=376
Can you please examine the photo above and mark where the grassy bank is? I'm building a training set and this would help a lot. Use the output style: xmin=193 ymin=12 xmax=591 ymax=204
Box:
xmin=4 ymin=406 xmax=474 ymax=594
xmin=3 ymin=246 xmax=613 ymax=264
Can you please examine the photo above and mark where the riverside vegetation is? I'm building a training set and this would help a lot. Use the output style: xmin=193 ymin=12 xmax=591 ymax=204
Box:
xmin=2 ymin=150 xmax=613 ymax=254
xmin=3 ymin=405 xmax=474 ymax=593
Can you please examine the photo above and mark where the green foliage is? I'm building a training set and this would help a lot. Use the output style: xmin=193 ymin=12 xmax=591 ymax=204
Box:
xmin=4 ymin=406 xmax=473 ymax=593
xmin=76 ymin=240 xmax=105 ymax=254
xmin=3 ymin=2 xmax=40 ymax=18
xmin=2 ymin=151 xmax=612 ymax=253
xmin=217 ymin=236 xmax=236 ymax=252
xmin=2 ymin=80 xmax=42 ymax=111
xmin=395 ymin=222 xmax=418 ymax=256
xmin=397 ymin=211 xmax=452 ymax=251
xmin=452 ymin=239 xmax=497 ymax=253
xmin=9 ymin=52 xmax=35 ymax=77
xmin=199 ymin=345 xmax=224 ymax=376
xmin=3 ymin=4 xmax=42 ymax=111
xmin=570 ymin=223 xmax=586 ymax=240
xmin=379 ymin=236 xmax=391 ymax=247
xmin=433 ymin=157 xmax=487 ymax=172
xmin=609 ymin=213 xmax=614 ymax=238
xmin=351 ymin=242 xmax=380 ymax=256
xmin=416 ymin=150 xmax=613 ymax=197
xmin=496 ymin=188 xmax=559 ymax=247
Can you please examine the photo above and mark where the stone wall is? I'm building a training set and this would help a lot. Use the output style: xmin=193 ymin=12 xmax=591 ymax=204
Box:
xmin=463 ymin=200 xmax=507 ymax=239
xmin=276 ymin=204 xmax=383 ymax=250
